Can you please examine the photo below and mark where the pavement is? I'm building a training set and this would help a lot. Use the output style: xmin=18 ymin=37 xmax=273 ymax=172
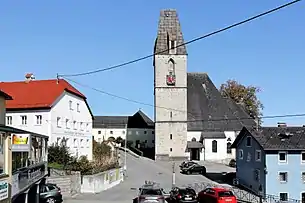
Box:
xmin=64 ymin=155 xmax=235 ymax=203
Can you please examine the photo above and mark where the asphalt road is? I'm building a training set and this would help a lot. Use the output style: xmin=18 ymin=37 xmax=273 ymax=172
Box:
xmin=64 ymin=154 xmax=226 ymax=203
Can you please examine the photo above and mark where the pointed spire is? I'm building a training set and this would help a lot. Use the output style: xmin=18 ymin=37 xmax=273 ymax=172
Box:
xmin=154 ymin=9 xmax=187 ymax=55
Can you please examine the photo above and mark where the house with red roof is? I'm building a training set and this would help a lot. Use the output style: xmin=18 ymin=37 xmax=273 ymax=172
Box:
xmin=0 ymin=74 xmax=94 ymax=160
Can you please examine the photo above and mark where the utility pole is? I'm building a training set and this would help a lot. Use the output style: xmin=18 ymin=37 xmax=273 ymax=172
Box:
xmin=124 ymin=123 xmax=128 ymax=176
xmin=172 ymin=162 xmax=176 ymax=188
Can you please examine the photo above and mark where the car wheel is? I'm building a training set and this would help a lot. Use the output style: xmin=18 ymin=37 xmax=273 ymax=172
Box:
xmin=201 ymin=169 xmax=206 ymax=175
xmin=46 ymin=197 xmax=55 ymax=203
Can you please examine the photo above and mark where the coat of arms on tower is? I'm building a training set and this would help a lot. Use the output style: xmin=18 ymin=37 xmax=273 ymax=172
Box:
xmin=166 ymin=72 xmax=176 ymax=85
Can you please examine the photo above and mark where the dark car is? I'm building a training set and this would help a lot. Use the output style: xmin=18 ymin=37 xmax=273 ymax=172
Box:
xmin=179 ymin=161 xmax=197 ymax=169
xmin=169 ymin=187 xmax=197 ymax=203
xmin=39 ymin=183 xmax=63 ymax=203
xmin=133 ymin=181 xmax=166 ymax=203
xmin=181 ymin=163 xmax=206 ymax=175
xmin=228 ymin=159 xmax=236 ymax=168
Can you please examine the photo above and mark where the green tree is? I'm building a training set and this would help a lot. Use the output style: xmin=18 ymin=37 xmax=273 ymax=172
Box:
xmin=220 ymin=79 xmax=264 ymax=123
xmin=93 ymin=140 xmax=111 ymax=163
xmin=115 ymin=136 xmax=123 ymax=144
xmin=48 ymin=139 xmax=71 ymax=168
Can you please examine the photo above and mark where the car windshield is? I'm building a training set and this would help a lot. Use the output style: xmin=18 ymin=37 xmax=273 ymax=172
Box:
xmin=218 ymin=191 xmax=234 ymax=197
xmin=141 ymin=189 xmax=162 ymax=195
xmin=179 ymin=189 xmax=196 ymax=196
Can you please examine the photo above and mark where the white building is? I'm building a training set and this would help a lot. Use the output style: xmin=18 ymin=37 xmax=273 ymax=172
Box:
xmin=93 ymin=110 xmax=155 ymax=149
xmin=153 ymin=9 xmax=257 ymax=162
xmin=0 ymin=74 xmax=94 ymax=160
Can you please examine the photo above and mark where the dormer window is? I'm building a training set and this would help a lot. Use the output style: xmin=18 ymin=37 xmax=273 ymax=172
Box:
xmin=166 ymin=59 xmax=176 ymax=86
xmin=169 ymin=40 xmax=176 ymax=54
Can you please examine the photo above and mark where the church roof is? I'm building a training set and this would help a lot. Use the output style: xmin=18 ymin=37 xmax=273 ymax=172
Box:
xmin=187 ymin=73 xmax=256 ymax=132
xmin=154 ymin=9 xmax=187 ymax=55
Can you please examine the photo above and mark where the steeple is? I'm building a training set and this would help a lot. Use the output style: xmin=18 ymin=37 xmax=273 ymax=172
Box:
xmin=154 ymin=9 xmax=187 ymax=56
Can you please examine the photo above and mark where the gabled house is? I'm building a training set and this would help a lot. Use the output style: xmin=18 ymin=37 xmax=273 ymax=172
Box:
xmin=0 ymin=74 xmax=94 ymax=160
xmin=93 ymin=110 xmax=155 ymax=148
xmin=231 ymin=124 xmax=305 ymax=201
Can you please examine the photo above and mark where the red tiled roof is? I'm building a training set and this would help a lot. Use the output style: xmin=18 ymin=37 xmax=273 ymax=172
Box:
xmin=0 ymin=90 xmax=13 ymax=100
xmin=0 ymin=79 xmax=86 ymax=109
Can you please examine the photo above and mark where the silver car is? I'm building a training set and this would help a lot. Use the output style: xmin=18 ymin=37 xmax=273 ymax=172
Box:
xmin=137 ymin=182 xmax=165 ymax=203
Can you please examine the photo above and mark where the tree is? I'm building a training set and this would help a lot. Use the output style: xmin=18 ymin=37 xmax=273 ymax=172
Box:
xmin=48 ymin=139 xmax=71 ymax=168
xmin=115 ymin=136 xmax=123 ymax=144
xmin=219 ymin=79 xmax=264 ymax=122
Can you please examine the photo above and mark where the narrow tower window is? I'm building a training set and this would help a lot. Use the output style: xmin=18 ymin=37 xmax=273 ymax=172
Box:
xmin=170 ymin=111 xmax=172 ymax=118
xmin=170 ymin=134 xmax=172 ymax=140
xmin=169 ymin=40 xmax=176 ymax=54
xmin=167 ymin=59 xmax=176 ymax=86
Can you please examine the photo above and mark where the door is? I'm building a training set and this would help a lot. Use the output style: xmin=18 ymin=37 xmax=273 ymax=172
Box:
xmin=302 ymin=192 xmax=305 ymax=203
xmin=191 ymin=149 xmax=200 ymax=161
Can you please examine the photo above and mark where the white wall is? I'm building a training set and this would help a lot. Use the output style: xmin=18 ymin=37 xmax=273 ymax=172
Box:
xmin=127 ymin=128 xmax=155 ymax=148
xmin=93 ymin=128 xmax=127 ymax=142
xmin=0 ymin=97 xmax=5 ymax=125
xmin=224 ymin=131 xmax=237 ymax=160
xmin=51 ymin=91 xmax=93 ymax=160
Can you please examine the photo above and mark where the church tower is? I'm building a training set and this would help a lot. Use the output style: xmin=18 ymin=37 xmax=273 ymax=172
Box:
xmin=153 ymin=9 xmax=188 ymax=161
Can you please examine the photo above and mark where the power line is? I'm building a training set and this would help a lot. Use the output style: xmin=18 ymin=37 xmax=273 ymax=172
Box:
xmin=63 ymin=77 xmax=305 ymax=123
xmin=58 ymin=0 xmax=301 ymax=78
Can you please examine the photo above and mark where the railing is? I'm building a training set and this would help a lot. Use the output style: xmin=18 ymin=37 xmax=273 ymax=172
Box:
xmin=182 ymin=182 xmax=301 ymax=203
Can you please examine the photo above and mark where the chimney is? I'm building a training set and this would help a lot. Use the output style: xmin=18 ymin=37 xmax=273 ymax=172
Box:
xmin=277 ymin=122 xmax=287 ymax=128
xmin=25 ymin=73 xmax=35 ymax=82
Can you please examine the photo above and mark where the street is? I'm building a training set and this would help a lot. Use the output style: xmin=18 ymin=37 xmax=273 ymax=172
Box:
xmin=64 ymin=154 xmax=227 ymax=203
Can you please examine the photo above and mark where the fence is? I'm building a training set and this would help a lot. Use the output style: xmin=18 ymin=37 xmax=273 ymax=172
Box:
xmin=182 ymin=182 xmax=301 ymax=203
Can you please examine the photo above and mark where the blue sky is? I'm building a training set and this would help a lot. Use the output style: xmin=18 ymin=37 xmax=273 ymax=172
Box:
xmin=0 ymin=1 xmax=304 ymax=126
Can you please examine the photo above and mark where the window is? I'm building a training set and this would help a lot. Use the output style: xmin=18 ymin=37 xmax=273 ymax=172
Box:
xmin=152 ymin=140 xmax=155 ymax=143
xmin=36 ymin=115 xmax=42 ymax=125
xmin=86 ymin=139 xmax=90 ymax=148
xmin=69 ymin=100 xmax=73 ymax=110
xmin=21 ymin=115 xmax=27 ymax=125
xmin=279 ymin=152 xmax=287 ymax=163
xmin=301 ymin=152 xmax=305 ymax=163
xmin=227 ymin=142 xmax=232 ymax=154
xmin=239 ymin=149 xmax=243 ymax=159
xmin=255 ymin=150 xmax=261 ymax=161
xmin=74 ymin=139 xmax=77 ymax=147
xmin=169 ymin=40 xmax=176 ymax=54
xmin=170 ymin=134 xmax=172 ymax=140
xmin=302 ymin=172 xmax=305 ymax=183
xmin=122 ymin=131 xmax=125 ymax=134
xmin=6 ymin=116 xmax=12 ymax=125
xmin=144 ymin=131 xmax=147 ymax=134
xmin=0 ymin=134 xmax=6 ymax=174
xmin=212 ymin=140 xmax=217 ymax=153
xmin=66 ymin=119 xmax=70 ymax=129
xmin=128 ymin=131 xmax=132 ymax=135
xmin=12 ymin=151 xmax=29 ymax=173
xmin=80 ymin=122 xmax=83 ymax=131
xmin=152 ymin=131 xmax=154 ymax=134
xmin=110 ymin=131 xmax=113 ymax=134
xmin=170 ymin=148 xmax=172 ymax=152
xmin=279 ymin=193 xmax=288 ymax=201
xmin=279 ymin=172 xmax=288 ymax=182
xmin=80 ymin=139 xmax=84 ymax=148
xmin=73 ymin=121 xmax=77 ymax=129
xmin=77 ymin=103 xmax=80 ymax=112
xmin=253 ymin=169 xmax=260 ymax=182
xmin=57 ymin=117 xmax=61 ymax=127
xmin=98 ymin=131 xmax=101 ymax=134
xmin=246 ymin=136 xmax=252 ymax=147
xmin=170 ymin=111 xmax=172 ymax=118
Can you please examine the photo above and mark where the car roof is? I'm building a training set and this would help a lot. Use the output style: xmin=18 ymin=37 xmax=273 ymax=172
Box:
xmin=211 ymin=187 xmax=231 ymax=192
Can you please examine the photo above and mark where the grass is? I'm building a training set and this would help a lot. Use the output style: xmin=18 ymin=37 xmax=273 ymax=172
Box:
xmin=48 ymin=162 xmax=64 ymax=170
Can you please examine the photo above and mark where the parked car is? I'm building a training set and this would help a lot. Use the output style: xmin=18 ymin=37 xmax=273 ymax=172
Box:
xmin=39 ymin=183 xmax=63 ymax=203
xmin=169 ymin=187 xmax=197 ymax=203
xmin=179 ymin=161 xmax=197 ymax=169
xmin=228 ymin=159 xmax=236 ymax=168
xmin=133 ymin=181 xmax=166 ymax=203
xmin=180 ymin=163 xmax=206 ymax=175
xmin=198 ymin=187 xmax=237 ymax=203
xmin=222 ymin=172 xmax=237 ymax=185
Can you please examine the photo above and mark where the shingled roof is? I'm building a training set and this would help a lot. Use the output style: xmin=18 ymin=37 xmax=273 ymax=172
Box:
xmin=154 ymin=9 xmax=187 ymax=56
xmin=232 ymin=126 xmax=305 ymax=150
xmin=187 ymin=73 xmax=255 ymax=132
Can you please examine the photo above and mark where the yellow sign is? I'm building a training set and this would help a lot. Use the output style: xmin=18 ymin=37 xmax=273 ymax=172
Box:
xmin=12 ymin=134 xmax=29 ymax=145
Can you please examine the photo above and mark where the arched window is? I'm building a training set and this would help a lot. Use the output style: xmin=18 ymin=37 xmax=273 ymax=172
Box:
xmin=212 ymin=140 xmax=217 ymax=153
xmin=168 ymin=58 xmax=175 ymax=74
xmin=227 ymin=142 xmax=232 ymax=154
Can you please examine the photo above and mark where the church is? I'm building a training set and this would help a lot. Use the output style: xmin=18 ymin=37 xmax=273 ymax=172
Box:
xmin=153 ymin=9 xmax=256 ymax=162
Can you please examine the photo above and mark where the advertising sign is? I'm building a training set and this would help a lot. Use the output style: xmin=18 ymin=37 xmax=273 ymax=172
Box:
xmin=12 ymin=163 xmax=46 ymax=197
xmin=0 ymin=180 xmax=8 ymax=200
xmin=12 ymin=134 xmax=30 ymax=151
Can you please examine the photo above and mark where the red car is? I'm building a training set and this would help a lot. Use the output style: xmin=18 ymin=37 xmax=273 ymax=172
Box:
xmin=198 ymin=187 xmax=237 ymax=203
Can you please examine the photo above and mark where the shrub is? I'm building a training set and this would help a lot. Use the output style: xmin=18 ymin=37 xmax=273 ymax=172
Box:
xmin=48 ymin=139 xmax=71 ymax=168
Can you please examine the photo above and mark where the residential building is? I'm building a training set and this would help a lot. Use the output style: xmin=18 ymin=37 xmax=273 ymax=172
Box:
xmin=153 ymin=9 xmax=257 ymax=161
xmin=0 ymin=90 xmax=48 ymax=203
xmin=0 ymin=74 xmax=94 ymax=160
xmin=231 ymin=124 xmax=305 ymax=201
xmin=93 ymin=110 xmax=155 ymax=148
